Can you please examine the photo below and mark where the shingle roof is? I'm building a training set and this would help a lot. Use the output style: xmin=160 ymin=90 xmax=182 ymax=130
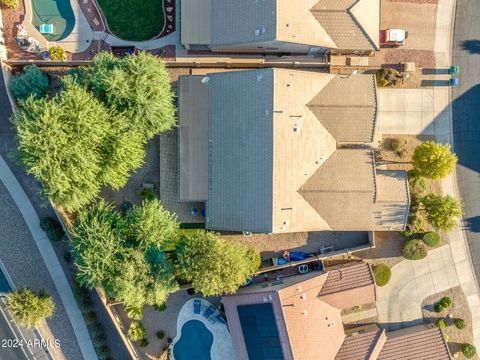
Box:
xmin=308 ymin=75 xmax=377 ymax=142
xmin=210 ymin=0 xmax=276 ymax=48
xmin=205 ymin=69 xmax=274 ymax=233
xmin=336 ymin=327 xmax=387 ymax=360
xmin=378 ymin=327 xmax=452 ymax=360
xmin=312 ymin=0 xmax=380 ymax=50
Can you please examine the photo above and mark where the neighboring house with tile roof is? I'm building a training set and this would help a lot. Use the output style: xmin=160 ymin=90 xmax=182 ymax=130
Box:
xmin=181 ymin=0 xmax=380 ymax=54
xmin=222 ymin=263 xmax=452 ymax=360
xmin=178 ymin=68 xmax=409 ymax=233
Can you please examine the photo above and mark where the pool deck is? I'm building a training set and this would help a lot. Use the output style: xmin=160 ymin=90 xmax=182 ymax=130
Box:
xmin=22 ymin=0 xmax=92 ymax=53
xmin=171 ymin=298 xmax=235 ymax=360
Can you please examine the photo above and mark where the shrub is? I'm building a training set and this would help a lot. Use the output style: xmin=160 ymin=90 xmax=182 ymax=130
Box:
xmin=373 ymin=263 xmax=391 ymax=287
xmin=434 ymin=302 xmax=444 ymax=313
xmin=83 ymin=311 xmax=96 ymax=324
xmin=376 ymin=68 xmax=401 ymax=87
xmin=1 ymin=0 xmax=19 ymax=9
xmin=462 ymin=343 xmax=477 ymax=358
xmin=439 ymin=296 xmax=453 ymax=308
xmin=402 ymin=240 xmax=428 ymax=260
xmin=90 ymin=323 xmax=104 ymax=338
xmin=422 ymin=232 xmax=441 ymax=248
xmin=138 ymin=187 xmax=155 ymax=202
xmin=126 ymin=306 xmax=143 ymax=320
xmin=390 ymin=138 xmax=407 ymax=157
xmin=454 ymin=318 xmax=465 ymax=329
xmin=40 ymin=217 xmax=65 ymax=242
xmin=443 ymin=333 xmax=449 ymax=343
xmin=154 ymin=303 xmax=167 ymax=312
xmin=49 ymin=46 xmax=66 ymax=61
xmin=92 ymin=332 xmax=105 ymax=347
xmin=5 ymin=288 xmax=55 ymax=328
xmin=138 ymin=338 xmax=149 ymax=347
xmin=73 ymin=288 xmax=92 ymax=311
xmin=435 ymin=318 xmax=446 ymax=329
xmin=127 ymin=321 xmax=146 ymax=341
xmin=10 ymin=65 xmax=49 ymax=101
xmin=407 ymin=169 xmax=427 ymax=194
xmin=96 ymin=345 xmax=110 ymax=360
xmin=156 ymin=330 xmax=165 ymax=339
xmin=63 ymin=251 xmax=72 ymax=262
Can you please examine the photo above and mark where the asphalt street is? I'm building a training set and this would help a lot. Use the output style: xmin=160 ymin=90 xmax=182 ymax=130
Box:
xmin=452 ymin=0 xmax=480 ymax=281
xmin=0 ymin=309 xmax=27 ymax=360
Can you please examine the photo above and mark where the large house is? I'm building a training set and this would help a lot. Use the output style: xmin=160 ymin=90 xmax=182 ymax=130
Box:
xmin=180 ymin=0 xmax=380 ymax=54
xmin=178 ymin=69 xmax=410 ymax=234
xmin=222 ymin=262 xmax=452 ymax=360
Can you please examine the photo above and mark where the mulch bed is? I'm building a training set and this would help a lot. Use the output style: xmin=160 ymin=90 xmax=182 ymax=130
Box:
xmin=79 ymin=0 xmax=106 ymax=32
xmin=1 ymin=1 xmax=41 ymax=60
xmin=422 ymin=287 xmax=478 ymax=360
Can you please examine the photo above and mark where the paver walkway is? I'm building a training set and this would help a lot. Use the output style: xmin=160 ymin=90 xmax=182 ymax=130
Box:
xmin=0 ymin=156 xmax=97 ymax=360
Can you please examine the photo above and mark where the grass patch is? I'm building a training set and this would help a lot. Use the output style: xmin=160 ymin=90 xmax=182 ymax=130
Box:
xmin=97 ymin=0 xmax=165 ymax=41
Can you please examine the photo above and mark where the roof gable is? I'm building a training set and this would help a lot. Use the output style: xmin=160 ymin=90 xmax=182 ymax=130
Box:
xmin=311 ymin=0 xmax=380 ymax=50
xmin=307 ymin=75 xmax=377 ymax=143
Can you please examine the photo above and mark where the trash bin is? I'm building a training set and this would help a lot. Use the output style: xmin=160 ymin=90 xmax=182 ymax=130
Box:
xmin=449 ymin=78 xmax=459 ymax=86
xmin=449 ymin=66 xmax=460 ymax=74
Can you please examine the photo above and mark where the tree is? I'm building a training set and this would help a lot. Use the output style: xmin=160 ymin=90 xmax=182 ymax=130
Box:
xmin=70 ymin=201 xmax=125 ymax=288
xmin=48 ymin=46 xmax=66 ymax=61
xmin=108 ymin=249 xmax=178 ymax=309
xmin=5 ymin=288 xmax=54 ymax=328
xmin=127 ymin=199 xmax=179 ymax=249
xmin=1 ymin=0 xmax=19 ymax=9
xmin=10 ymin=65 xmax=49 ymax=101
xmin=421 ymin=194 xmax=462 ymax=232
xmin=88 ymin=51 xmax=176 ymax=139
xmin=70 ymin=200 xmax=179 ymax=308
xmin=412 ymin=141 xmax=457 ymax=180
xmin=174 ymin=231 xmax=261 ymax=296
xmin=462 ymin=343 xmax=477 ymax=359
xmin=11 ymin=77 xmax=145 ymax=211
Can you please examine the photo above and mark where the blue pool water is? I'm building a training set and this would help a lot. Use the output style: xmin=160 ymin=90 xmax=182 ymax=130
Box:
xmin=173 ymin=320 xmax=213 ymax=360
xmin=31 ymin=0 xmax=75 ymax=41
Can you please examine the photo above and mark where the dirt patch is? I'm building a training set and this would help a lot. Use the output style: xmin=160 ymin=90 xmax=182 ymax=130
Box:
xmin=422 ymin=287 xmax=478 ymax=359
xmin=356 ymin=231 xmax=406 ymax=267
xmin=377 ymin=135 xmax=442 ymax=195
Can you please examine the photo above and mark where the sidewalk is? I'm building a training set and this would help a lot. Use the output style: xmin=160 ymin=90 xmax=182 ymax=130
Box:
xmin=0 ymin=156 xmax=97 ymax=360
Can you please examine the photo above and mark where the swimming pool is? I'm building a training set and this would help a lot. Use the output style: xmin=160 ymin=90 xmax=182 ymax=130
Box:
xmin=31 ymin=0 xmax=75 ymax=41
xmin=173 ymin=320 xmax=213 ymax=360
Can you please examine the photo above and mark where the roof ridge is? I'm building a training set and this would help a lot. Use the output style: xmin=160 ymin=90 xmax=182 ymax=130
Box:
xmin=348 ymin=0 xmax=380 ymax=50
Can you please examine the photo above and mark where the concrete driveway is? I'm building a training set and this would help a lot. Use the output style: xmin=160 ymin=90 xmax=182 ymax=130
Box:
xmin=381 ymin=1 xmax=437 ymax=51
xmin=377 ymin=88 xmax=451 ymax=142
xmin=376 ymin=244 xmax=463 ymax=330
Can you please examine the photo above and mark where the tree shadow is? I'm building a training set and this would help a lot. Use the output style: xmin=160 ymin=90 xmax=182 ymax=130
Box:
xmin=463 ymin=216 xmax=480 ymax=233
xmin=460 ymin=39 xmax=480 ymax=54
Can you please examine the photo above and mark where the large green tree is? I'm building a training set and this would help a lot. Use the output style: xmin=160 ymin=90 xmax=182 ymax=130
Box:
xmin=88 ymin=51 xmax=176 ymax=140
xmin=70 ymin=200 xmax=179 ymax=308
xmin=421 ymin=193 xmax=462 ymax=232
xmin=174 ymin=231 xmax=261 ymax=296
xmin=412 ymin=141 xmax=458 ymax=180
xmin=11 ymin=77 xmax=145 ymax=210
xmin=5 ymin=288 xmax=55 ymax=328
xmin=127 ymin=199 xmax=179 ymax=249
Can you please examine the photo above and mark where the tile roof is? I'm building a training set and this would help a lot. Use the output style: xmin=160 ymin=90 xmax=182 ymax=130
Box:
xmin=336 ymin=327 xmax=387 ymax=360
xmin=308 ymin=75 xmax=377 ymax=142
xmin=378 ymin=326 xmax=452 ymax=360
xmin=312 ymin=0 xmax=380 ymax=50
xmin=319 ymin=262 xmax=375 ymax=296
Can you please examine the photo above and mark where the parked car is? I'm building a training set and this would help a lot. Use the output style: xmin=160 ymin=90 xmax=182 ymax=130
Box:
xmin=380 ymin=29 xmax=407 ymax=46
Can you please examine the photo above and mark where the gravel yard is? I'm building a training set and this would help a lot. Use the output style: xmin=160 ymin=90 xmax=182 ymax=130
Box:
xmin=422 ymin=287 xmax=478 ymax=360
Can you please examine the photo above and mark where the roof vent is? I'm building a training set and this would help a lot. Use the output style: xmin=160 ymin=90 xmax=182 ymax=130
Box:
xmin=201 ymin=76 xmax=210 ymax=84
xmin=300 ymin=294 xmax=307 ymax=300
xmin=302 ymin=310 xmax=308 ymax=315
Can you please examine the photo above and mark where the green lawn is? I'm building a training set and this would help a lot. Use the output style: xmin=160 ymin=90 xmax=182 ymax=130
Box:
xmin=97 ymin=0 xmax=165 ymax=41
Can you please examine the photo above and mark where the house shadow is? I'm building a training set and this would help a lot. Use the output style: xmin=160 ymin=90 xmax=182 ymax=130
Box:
xmin=460 ymin=39 xmax=480 ymax=54
xmin=421 ymin=79 xmax=451 ymax=87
